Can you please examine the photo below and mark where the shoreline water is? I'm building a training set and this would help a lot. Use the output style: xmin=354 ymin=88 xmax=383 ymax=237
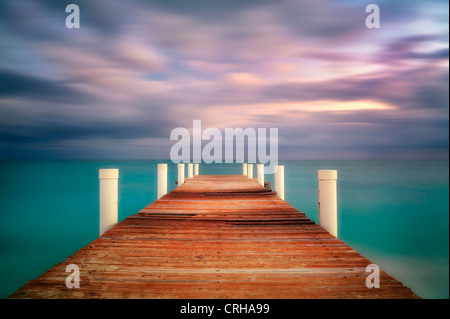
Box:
xmin=0 ymin=160 xmax=448 ymax=299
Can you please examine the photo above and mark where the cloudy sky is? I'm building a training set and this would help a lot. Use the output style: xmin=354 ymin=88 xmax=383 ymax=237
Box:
xmin=0 ymin=0 xmax=448 ymax=160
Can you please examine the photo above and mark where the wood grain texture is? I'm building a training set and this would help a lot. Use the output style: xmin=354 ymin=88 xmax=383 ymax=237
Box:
xmin=9 ymin=175 xmax=419 ymax=299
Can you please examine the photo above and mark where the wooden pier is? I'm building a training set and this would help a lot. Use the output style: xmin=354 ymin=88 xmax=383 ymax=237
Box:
xmin=9 ymin=175 xmax=418 ymax=299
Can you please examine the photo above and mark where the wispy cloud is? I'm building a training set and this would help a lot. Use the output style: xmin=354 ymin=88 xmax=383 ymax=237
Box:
xmin=0 ymin=0 xmax=448 ymax=159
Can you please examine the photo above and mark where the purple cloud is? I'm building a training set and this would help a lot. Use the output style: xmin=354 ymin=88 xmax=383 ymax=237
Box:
xmin=0 ymin=0 xmax=448 ymax=159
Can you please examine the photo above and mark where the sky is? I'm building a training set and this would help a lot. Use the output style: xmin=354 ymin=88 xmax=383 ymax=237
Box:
xmin=0 ymin=0 xmax=448 ymax=160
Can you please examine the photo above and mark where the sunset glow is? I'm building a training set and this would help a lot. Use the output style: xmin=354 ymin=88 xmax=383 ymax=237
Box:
xmin=0 ymin=0 xmax=448 ymax=159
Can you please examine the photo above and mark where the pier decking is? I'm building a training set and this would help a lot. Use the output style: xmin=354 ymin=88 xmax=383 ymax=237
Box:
xmin=9 ymin=175 xmax=418 ymax=299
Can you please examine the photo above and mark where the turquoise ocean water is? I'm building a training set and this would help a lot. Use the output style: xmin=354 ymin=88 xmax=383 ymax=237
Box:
xmin=0 ymin=160 xmax=448 ymax=299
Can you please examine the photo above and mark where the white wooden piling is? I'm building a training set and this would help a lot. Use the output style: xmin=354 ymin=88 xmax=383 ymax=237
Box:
xmin=187 ymin=163 xmax=194 ymax=178
xmin=242 ymin=163 xmax=248 ymax=176
xmin=275 ymin=165 xmax=284 ymax=200
xmin=257 ymin=164 xmax=264 ymax=186
xmin=194 ymin=163 xmax=199 ymax=176
xmin=99 ymin=169 xmax=119 ymax=236
xmin=318 ymin=170 xmax=338 ymax=237
xmin=157 ymin=164 xmax=168 ymax=199
xmin=178 ymin=163 xmax=185 ymax=186
xmin=247 ymin=164 xmax=253 ymax=178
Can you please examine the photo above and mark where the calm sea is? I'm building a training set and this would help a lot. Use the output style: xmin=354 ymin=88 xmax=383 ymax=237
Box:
xmin=0 ymin=160 xmax=448 ymax=299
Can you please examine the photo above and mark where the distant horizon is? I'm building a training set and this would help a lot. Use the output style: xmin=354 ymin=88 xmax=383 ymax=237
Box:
xmin=1 ymin=157 xmax=448 ymax=161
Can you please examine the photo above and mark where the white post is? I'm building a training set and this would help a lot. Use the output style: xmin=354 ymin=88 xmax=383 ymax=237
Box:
xmin=99 ymin=169 xmax=119 ymax=236
xmin=178 ymin=163 xmax=185 ymax=186
xmin=257 ymin=164 xmax=264 ymax=186
xmin=157 ymin=164 xmax=167 ymax=199
xmin=247 ymin=164 xmax=253 ymax=178
xmin=194 ymin=163 xmax=199 ymax=176
xmin=187 ymin=163 xmax=194 ymax=178
xmin=318 ymin=170 xmax=338 ymax=237
xmin=275 ymin=165 xmax=284 ymax=200
xmin=242 ymin=163 xmax=247 ymax=176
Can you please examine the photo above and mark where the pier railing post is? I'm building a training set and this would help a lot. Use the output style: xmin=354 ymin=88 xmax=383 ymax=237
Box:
xmin=247 ymin=164 xmax=253 ymax=178
xmin=187 ymin=163 xmax=194 ymax=178
xmin=178 ymin=163 xmax=185 ymax=186
xmin=275 ymin=165 xmax=284 ymax=200
xmin=318 ymin=170 xmax=338 ymax=237
xmin=194 ymin=163 xmax=199 ymax=176
xmin=99 ymin=169 xmax=119 ymax=236
xmin=257 ymin=164 xmax=264 ymax=186
xmin=157 ymin=164 xmax=168 ymax=199
xmin=242 ymin=163 xmax=247 ymax=176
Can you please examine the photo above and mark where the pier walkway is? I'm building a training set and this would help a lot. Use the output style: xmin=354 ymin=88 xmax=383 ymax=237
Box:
xmin=9 ymin=175 xmax=418 ymax=298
